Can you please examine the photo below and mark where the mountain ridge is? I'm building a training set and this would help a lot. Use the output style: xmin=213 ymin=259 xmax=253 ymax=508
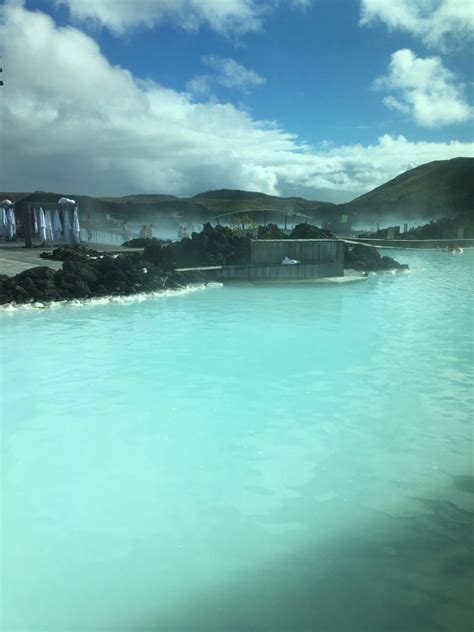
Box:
xmin=2 ymin=157 xmax=472 ymax=225
xmin=341 ymin=157 xmax=473 ymax=222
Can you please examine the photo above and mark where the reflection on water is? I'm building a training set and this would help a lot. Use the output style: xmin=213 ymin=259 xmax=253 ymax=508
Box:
xmin=1 ymin=250 xmax=473 ymax=631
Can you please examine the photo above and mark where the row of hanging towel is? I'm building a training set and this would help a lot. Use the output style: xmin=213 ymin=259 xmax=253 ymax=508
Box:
xmin=32 ymin=206 xmax=81 ymax=243
xmin=0 ymin=206 xmax=81 ymax=243
xmin=0 ymin=206 xmax=16 ymax=239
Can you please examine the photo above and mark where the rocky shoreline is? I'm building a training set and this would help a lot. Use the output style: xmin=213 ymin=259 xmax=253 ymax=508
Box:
xmin=0 ymin=246 xmax=188 ymax=306
xmin=344 ymin=243 xmax=409 ymax=272
xmin=0 ymin=224 xmax=408 ymax=306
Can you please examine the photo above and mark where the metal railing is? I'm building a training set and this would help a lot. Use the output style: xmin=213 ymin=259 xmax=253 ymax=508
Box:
xmin=80 ymin=228 xmax=135 ymax=246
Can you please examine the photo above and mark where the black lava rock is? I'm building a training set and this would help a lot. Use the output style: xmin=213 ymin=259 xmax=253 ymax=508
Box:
xmin=289 ymin=224 xmax=335 ymax=239
xmin=257 ymin=224 xmax=287 ymax=239
xmin=40 ymin=245 xmax=101 ymax=261
xmin=1 ymin=252 xmax=180 ymax=305
xmin=344 ymin=243 xmax=408 ymax=271
xmin=17 ymin=266 xmax=56 ymax=281
xmin=165 ymin=223 xmax=251 ymax=267
xmin=122 ymin=237 xmax=170 ymax=248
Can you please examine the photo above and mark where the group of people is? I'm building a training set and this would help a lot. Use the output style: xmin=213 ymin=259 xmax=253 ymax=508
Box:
xmin=447 ymin=243 xmax=464 ymax=254
xmin=121 ymin=222 xmax=155 ymax=241
xmin=177 ymin=225 xmax=190 ymax=239
xmin=139 ymin=224 xmax=154 ymax=239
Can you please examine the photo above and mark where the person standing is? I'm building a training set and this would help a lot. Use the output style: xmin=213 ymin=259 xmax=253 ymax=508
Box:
xmin=84 ymin=215 xmax=93 ymax=241
xmin=122 ymin=221 xmax=130 ymax=241
xmin=146 ymin=224 xmax=154 ymax=238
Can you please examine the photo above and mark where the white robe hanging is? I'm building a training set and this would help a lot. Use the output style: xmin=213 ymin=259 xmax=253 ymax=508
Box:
xmin=0 ymin=207 xmax=6 ymax=237
xmin=63 ymin=209 xmax=73 ymax=243
xmin=6 ymin=208 xmax=16 ymax=238
xmin=38 ymin=208 xmax=47 ymax=243
xmin=33 ymin=207 xmax=39 ymax=234
xmin=72 ymin=207 xmax=80 ymax=244
xmin=53 ymin=210 xmax=63 ymax=241
xmin=45 ymin=210 xmax=54 ymax=242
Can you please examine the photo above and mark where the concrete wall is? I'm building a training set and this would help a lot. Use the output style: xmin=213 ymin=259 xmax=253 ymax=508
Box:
xmin=250 ymin=239 xmax=343 ymax=268
xmin=215 ymin=260 xmax=342 ymax=282
xmin=178 ymin=239 xmax=344 ymax=282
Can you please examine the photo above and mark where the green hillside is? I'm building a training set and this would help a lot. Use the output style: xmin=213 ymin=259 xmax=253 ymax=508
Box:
xmin=342 ymin=157 xmax=474 ymax=222
xmin=192 ymin=189 xmax=334 ymax=224
xmin=3 ymin=158 xmax=472 ymax=227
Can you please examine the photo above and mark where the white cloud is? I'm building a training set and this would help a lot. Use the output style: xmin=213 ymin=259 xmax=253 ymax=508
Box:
xmin=55 ymin=0 xmax=261 ymax=35
xmin=187 ymin=56 xmax=265 ymax=96
xmin=54 ymin=0 xmax=313 ymax=36
xmin=374 ymin=49 xmax=473 ymax=127
xmin=382 ymin=95 xmax=410 ymax=114
xmin=1 ymin=4 xmax=473 ymax=201
xmin=360 ymin=0 xmax=474 ymax=49
xmin=186 ymin=75 xmax=212 ymax=98
xmin=290 ymin=0 xmax=312 ymax=8
xmin=203 ymin=56 xmax=265 ymax=89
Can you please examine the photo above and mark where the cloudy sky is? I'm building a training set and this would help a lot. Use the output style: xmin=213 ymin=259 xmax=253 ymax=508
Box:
xmin=1 ymin=0 xmax=473 ymax=201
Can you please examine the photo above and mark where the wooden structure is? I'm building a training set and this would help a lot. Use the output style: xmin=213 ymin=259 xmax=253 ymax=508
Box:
xmin=14 ymin=198 xmax=78 ymax=248
xmin=250 ymin=239 xmax=343 ymax=267
xmin=180 ymin=239 xmax=345 ymax=283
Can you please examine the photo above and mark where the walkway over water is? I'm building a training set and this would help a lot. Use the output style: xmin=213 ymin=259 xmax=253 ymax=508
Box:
xmin=343 ymin=236 xmax=474 ymax=249
xmin=0 ymin=244 xmax=142 ymax=277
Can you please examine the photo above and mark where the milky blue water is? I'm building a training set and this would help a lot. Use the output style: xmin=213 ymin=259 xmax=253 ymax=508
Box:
xmin=1 ymin=250 xmax=473 ymax=632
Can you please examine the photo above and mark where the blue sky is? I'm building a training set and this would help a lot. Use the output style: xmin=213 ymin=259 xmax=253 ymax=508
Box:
xmin=1 ymin=0 xmax=473 ymax=201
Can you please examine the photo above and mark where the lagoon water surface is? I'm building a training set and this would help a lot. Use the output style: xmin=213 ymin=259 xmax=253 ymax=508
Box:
xmin=1 ymin=250 xmax=473 ymax=632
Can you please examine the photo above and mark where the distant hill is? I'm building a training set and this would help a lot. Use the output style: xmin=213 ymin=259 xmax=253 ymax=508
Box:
xmin=194 ymin=189 xmax=272 ymax=201
xmin=0 ymin=192 xmax=38 ymax=203
xmin=2 ymin=191 xmax=211 ymax=223
xmin=3 ymin=158 xmax=472 ymax=228
xmin=10 ymin=192 xmax=124 ymax=217
xmin=2 ymin=188 xmax=334 ymax=225
xmin=119 ymin=194 xmax=178 ymax=201
xmin=341 ymin=157 xmax=474 ymax=223
xmin=193 ymin=189 xmax=334 ymax=221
